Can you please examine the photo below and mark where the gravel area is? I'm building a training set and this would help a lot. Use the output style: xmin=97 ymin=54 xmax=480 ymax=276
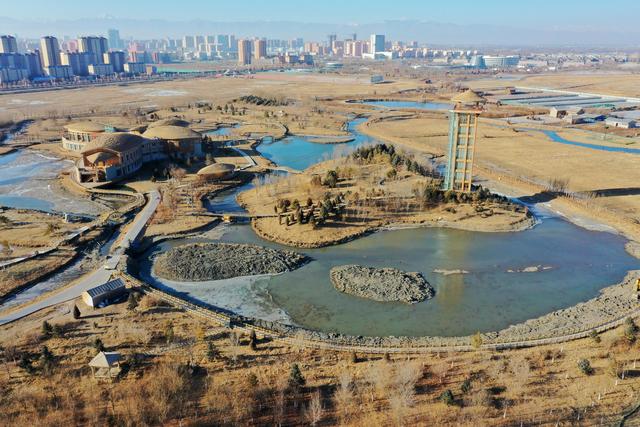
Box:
xmin=330 ymin=264 xmax=434 ymax=304
xmin=153 ymin=242 xmax=308 ymax=281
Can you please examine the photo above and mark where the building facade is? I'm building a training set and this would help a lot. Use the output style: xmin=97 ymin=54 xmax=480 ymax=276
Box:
xmin=238 ymin=39 xmax=252 ymax=65
xmin=78 ymin=36 xmax=109 ymax=64
xmin=0 ymin=35 xmax=18 ymax=54
xmin=40 ymin=36 xmax=61 ymax=68
xmin=62 ymin=121 xmax=109 ymax=152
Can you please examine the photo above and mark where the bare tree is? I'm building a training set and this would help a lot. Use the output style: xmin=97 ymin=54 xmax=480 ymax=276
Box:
xmin=305 ymin=390 xmax=323 ymax=426
xmin=334 ymin=369 xmax=355 ymax=423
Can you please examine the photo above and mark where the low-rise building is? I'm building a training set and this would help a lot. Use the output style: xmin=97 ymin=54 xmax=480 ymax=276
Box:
xmin=605 ymin=116 xmax=637 ymax=129
xmin=81 ymin=278 xmax=127 ymax=308
xmin=142 ymin=125 xmax=203 ymax=161
xmin=78 ymin=133 xmax=144 ymax=183
xmin=123 ymin=62 xmax=145 ymax=74
xmin=88 ymin=63 xmax=114 ymax=77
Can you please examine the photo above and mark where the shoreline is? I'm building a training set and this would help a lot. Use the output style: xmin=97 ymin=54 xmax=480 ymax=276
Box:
xmin=357 ymin=120 xmax=640 ymax=244
xmin=246 ymin=207 xmax=536 ymax=249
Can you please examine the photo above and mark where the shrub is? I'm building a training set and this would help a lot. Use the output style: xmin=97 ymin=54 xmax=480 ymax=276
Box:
xmin=323 ymin=170 xmax=338 ymax=188
xmin=439 ymin=389 xmax=455 ymax=406
xmin=93 ymin=338 xmax=105 ymax=352
xmin=577 ymin=359 xmax=594 ymax=375
xmin=589 ymin=330 xmax=601 ymax=344
xmin=386 ymin=168 xmax=397 ymax=179
xmin=41 ymin=321 xmax=53 ymax=339
xmin=471 ymin=331 xmax=483 ymax=349
xmin=461 ymin=378 xmax=472 ymax=394
xmin=288 ymin=363 xmax=306 ymax=389
xmin=624 ymin=317 xmax=638 ymax=343
xmin=127 ymin=292 xmax=139 ymax=310
xmin=206 ymin=341 xmax=218 ymax=361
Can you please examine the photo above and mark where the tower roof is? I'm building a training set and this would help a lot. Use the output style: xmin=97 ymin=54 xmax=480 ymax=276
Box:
xmin=452 ymin=90 xmax=485 ymax=106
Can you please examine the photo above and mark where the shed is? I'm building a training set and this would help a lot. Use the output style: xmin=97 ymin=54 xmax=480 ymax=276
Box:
xmin=605 ymin=117 xmax=637 ymax=129
xmin=81 ymin=278 xmax=127 ymax=308
xmin=89 ymin=351 xmax=122 ymax=379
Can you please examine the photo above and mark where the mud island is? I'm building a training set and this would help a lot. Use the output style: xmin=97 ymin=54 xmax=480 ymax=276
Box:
xmin=330 ymin=264 xmax=434 ymax=304
xmin=153 ymin=242 xmax=308 ymax=281
xmin=239 ymin=143 xmax=534 ymax=248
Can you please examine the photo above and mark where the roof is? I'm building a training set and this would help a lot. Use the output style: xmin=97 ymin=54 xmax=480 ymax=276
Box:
xmin=86 ymin=152 xmax=116 ymax=164
xmin=148 ymin=117 xmax=191 ymax=128
xmin=89 ymin=351 xmax=121 ymax=368
xmin=81 ymin=133 xmax=145 ymax=154
xmin=84 ymin=278 xmax=126 ymax=299
xmin=452 ymin=89 xmax=486 ymax=105
xmin=606 ymin=116 xmax=636 ymax=123
xmin=143 ymin=125 xmax=201 ymax=140
xmin=129 ymin=124 xmax=148 ymax=134
xmin=65 ymin=121 xmax=106 ymax=133
xmin=197 ymin=163 xmax=235 ymax=176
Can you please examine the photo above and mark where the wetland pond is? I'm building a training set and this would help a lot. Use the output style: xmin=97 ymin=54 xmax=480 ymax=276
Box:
xmin=142 ymin=117 xmax=639 ymax=338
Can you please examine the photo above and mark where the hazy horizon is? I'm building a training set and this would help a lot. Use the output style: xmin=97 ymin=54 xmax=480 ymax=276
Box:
xmin=2 ymin=0 xmax=640 ymax=47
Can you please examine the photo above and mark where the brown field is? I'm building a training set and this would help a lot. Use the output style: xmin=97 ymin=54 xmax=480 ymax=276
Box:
xmin=466 ymin=72 xmax=640 ymax=98
xmin=360 ymin=113 xmax=640 ymax=241
xmin=0 ymin=293 xmax=638 ymax=426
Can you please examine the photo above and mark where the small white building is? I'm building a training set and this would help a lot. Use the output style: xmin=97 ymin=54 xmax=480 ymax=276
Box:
xmin=605 ymin=117 xmax=637 ymax=129
xmin=81 ymin=278 xmax=127 ymax=308
xmin=89 ymin=351 xmax=122 ymax=379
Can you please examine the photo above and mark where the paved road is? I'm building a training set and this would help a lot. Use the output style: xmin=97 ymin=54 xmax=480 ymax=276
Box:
xmin=0 ymin=190 xmax=160 ymax=326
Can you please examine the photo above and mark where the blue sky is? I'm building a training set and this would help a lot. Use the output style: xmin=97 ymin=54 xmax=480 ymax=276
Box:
xmin=4 ymin=0 xmax=638 ymax=31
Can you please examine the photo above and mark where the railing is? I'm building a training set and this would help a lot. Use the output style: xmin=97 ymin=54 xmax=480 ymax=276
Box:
xmin=119 ymin=272 xmax=640 ymax=354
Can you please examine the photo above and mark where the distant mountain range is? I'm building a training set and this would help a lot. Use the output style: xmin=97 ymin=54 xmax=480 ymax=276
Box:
xmin=1 ymin=17 xmax=638 ymax=48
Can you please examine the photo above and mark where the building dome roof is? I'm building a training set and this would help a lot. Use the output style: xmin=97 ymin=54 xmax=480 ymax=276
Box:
xmin=129 ymin=124 xmax=148 ymax=134
xmin=143 ymin=125 xmax=201 ymax=140
xmin=64 ymin=121 xmax=106 ymax=133
xmin=452 ymin=89 xmax=485 ymax=106
xmin=81 ymin=132 xmax=145 ymax=154
xmin=148 ymin=117 xmax=191 ymax=128
xmin=197 ymin=163 xmax=235 ymax=177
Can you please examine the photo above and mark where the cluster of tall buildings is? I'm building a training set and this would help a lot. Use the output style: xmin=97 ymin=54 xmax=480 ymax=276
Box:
xmin=0 ymin=31 xmax=155 ymax=84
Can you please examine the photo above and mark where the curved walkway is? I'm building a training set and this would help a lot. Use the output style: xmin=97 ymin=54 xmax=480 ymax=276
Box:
xmin=123 ymin=272 xmax=640 ymax=354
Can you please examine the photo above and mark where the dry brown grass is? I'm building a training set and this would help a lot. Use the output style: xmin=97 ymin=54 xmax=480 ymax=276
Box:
xmin=0 ymin=296 xmax=638 ymax=426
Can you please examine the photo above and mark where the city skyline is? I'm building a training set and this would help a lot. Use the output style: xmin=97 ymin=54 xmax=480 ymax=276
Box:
xmin=1 ymin=0 xmax=640 ymax=46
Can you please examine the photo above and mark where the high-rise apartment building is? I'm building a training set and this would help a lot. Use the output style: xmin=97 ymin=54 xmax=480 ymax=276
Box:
xmin=0 ymin=35 xmax=18 ymax=54
xmin=39 ymin=36 xmax=61 ymax=68
xmin=327 ymin=34 xmax=336 ymax=48
xmin=60 ymin=51 xmax=92 ymax=76
xmin=107 ymin=29 xmax=122 ymax=50
xmin=370 ymin=34 xmax=385 ymax=53
xmin=253 ymin=39 xmax=267 ymax=60
xmin=103 ymin=50 xmax=126 ymax=73
xmin=78 ymin=36 xmax=108 ymax=64
xmin=182 ymin=35 xmax=196 ymax=50
xmin=238 ymin=39 xmax=252 ymax=65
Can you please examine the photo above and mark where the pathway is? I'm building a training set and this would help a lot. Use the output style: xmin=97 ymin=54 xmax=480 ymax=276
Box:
xmin=0 ymin=190 xmax=160 ymax=325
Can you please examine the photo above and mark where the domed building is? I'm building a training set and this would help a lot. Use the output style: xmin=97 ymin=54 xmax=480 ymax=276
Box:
xmin=197 ymin=163 xmax=235 ymax=181
xmin=77 ymin=133 xmax=145 ymax=183
xmin=148 ymin=117 xmax=191 ymax=128
xmin=62 ymin=121 xmax=112 ymax=152
xmin=142 ymin=125 xmax=203 ymax=161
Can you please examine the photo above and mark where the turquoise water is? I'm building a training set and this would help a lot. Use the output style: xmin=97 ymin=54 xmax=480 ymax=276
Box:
xmin=256 ymin=118 xmax=375 ymax=170
xmin=356 ymin=100 xmax=453 ymax=110
xmin=539 ymin=130 xmax=640 ymax=155
xmin=143 ymin=217 xmax=637 ymax=337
